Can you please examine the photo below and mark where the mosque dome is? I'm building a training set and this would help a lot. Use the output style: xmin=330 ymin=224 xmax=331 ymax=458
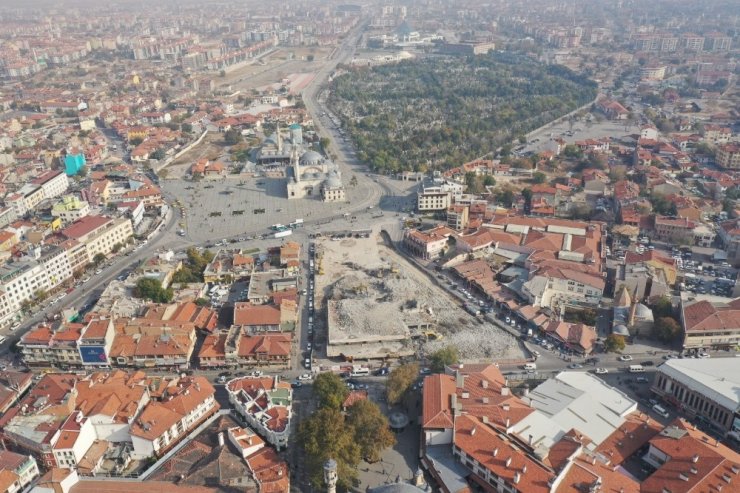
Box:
xmin=613 ymin=325 xmax=630 ymax=337
xmin=299 ymin=150 xmax=323 ymax=166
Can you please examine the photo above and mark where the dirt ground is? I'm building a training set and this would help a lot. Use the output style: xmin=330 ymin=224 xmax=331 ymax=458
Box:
xmin=314 ymin=229 xmax=523 ymax=361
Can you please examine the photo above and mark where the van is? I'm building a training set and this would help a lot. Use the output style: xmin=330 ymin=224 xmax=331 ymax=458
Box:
xmin=652 ymin=404 xmax=670 ymax=419
xmin=350 ymin=368 xmax=371 ymax=377
xmin=523 ymin=363 xmax=537 ymax=371
xmin=629 ymin=365 xmax=645 ymax=373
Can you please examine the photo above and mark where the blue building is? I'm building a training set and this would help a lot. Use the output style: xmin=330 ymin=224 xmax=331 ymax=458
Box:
xmin=64 ymin=152 xmax=86 ymax=176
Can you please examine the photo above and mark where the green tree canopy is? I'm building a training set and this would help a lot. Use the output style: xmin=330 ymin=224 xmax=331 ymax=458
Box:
xmin=604 ymin=334 xmax=626 ymax=352
xmin=299 ymin=408 xmax=361 ymax=491
xmin=346 ymin=399 xmax=396 ymax=462
xmin=133 ymin=277 xmax=173 ymax=303
xmin=429 ymin=346 xmax=459 ymax=373
xmin=532 ymin=172 xmax=547 ymax=184
xmin=313 ymin=372 xmax=349 ymax=410
xmin=224 ymin=129 xmax=243 ymax=145
xmin=654 ymin=317 xmax=682 ymax=343
xmin=386 ymin=362 xmax=418 ymax=405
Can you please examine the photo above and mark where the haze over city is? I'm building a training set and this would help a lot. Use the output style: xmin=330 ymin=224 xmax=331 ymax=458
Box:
xmin=0 ymin=1 xmax=737 ymax=492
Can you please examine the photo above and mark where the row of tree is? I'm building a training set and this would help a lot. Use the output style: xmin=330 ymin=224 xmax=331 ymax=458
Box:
xmin=328 ymin=53 xmax=597 ymax=173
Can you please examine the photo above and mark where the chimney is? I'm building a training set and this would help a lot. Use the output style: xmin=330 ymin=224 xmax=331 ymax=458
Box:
xmin=456 ymin=371 xmax=465 ymax=389
xmin=523 ymin=385 xmax=530 ymax=397
xmin=679 ymin=473 xmax=689 ymax=482
xmin=482 ymin=397 xmax=489 ymax=404
xmin=522 ymin=465 xmax=527 ymax=474
xmin=493 ymin=448 xmax=498 ymax=457
xmin=470 ymin=427 xmax=477 ymax=436
xmin=503 ymin=403 xmax=510 ymax=412
xmin=482 ymin=416 xmax=489 ymax=424
xmin=529 ymin=434 xmax=533 ymax=446
xmin=506 ymin=418 xmax=510 ymax=428
xmin=513 ymin=472 xmax=521 ymax=484
xmin=505 ymin=457 xmax=512 ymax=468
xmin=482 ymin=380 xmax=488 ymax=389
xmin=501 ymin=387 xmax=510 ymax=396
xmin=692 ymin=454 xmax=699 ymax=463
xmin=722 ymin=474 xmax=732 ymax=483
xmin=218 ymin=432 xmax=225 ymax=447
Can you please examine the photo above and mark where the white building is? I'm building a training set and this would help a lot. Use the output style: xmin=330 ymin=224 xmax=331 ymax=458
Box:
xmin=61 ymin=216 xmax=133 ymax=263
xmin=510 ymin=372 xmax=638 ymax=453
xmin=226 ymin=376 xmax=292 ymax=450
xmin=129 ymin=377 xmax=218 ymax=459
xmin=32 ymin=170 xmax=69 ymax=202
xmin=35 ymin=246 xmax=73 ymax=290
xmin=417 ymin=180 xmax=463 ymax=212
xmin=521 ymin=267 xmax=605 ymax=310
xmin=652 ymin=358 xmax=740 ymax=436
xmin=51 ymin=195 xmax=91 ymax=224
xmin=0 ymin=261 xmax=51 ymax=325
xmin=0 ymin=450 xmax=40 ymax=493
xmin=50 ymin=412 xmax=97 ymax=469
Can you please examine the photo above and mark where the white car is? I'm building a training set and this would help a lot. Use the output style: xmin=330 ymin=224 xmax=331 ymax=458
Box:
xmin=298 ymin=373 xmax=312 ymax=381
xmin=595 ymin=368 xmax=609 ymax=374
xmin=697 ymin=352 xmax=711 ymax=359
xmin=619 ymin=355 xmax=633 ymax=362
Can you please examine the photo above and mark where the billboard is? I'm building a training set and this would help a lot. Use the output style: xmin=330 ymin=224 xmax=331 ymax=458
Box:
xmin=79 ymin=346 xmax=108 ymax=364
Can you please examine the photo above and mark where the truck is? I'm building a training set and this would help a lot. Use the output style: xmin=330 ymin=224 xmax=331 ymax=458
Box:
xmin=274 ymin=230 xmax=293 ymax=239
xmin=270 ymin=224 xmax=286 ymax=231
xmin=289 ymin=219 xmax=304 ymax=229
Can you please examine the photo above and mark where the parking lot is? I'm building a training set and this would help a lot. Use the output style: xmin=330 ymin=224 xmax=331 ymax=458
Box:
xmin=163 ymin=177 xmax=373 ymax=243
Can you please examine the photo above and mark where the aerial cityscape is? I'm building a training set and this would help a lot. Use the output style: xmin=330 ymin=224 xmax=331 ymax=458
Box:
xmin=0 ymin=0 xmax=738 ymax=492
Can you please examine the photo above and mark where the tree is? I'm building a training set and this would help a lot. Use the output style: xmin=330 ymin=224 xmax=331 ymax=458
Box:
xmin=313 ymin=372 xmax=349 ymax=410
xmin=346 ymin=399 xmax=396 ymax=462
xmin=386 ymin=362 xmax=418 ymax=405
xmin=33 ymin=289 xmax=48 ymax=302
xmin=158 ymin=169 xmax=169 ymax=180
xmin=129 ymin=137 xmax=144 ymax=146
xmin=429 ymin=346 xmax=459 ymax=373
xmin=483 ymin=175 xmax=496 ymax=187
xmin=151 ymin=148 xmax=166 ymax=160
xmin=562 ymin=144 xmax=583 ymax=159
xmin=604 ymin=334 xmax=626 ymax=352
xmin=532 ymin=172 xmax=547 ymax=184
xmin=518 ymin=135 xmax=527 ymax=144
xmin=319 ymin=137 xmax=331 ymax=150
xmin=195 ymin=297 xmax=209 ymax=306
xmin=350 ymin=175 xmax=358 ymax=187
xmin=224 ymin=129 xmax=242 ymax=146
xmin=181 ymin=122 xmax=193 ymax=133
xmin=111 ymin=242 xmax=123 ymax=253
xmin=133 ymin=277 xmax=173 ymax=303
xmin=298 ymin=408 xmax=361 ymax=491
xmin=654 ymin=317 xmax=682 ymax=343
xmin=652 ymin=296 xmax=673 ymax=319
xmin=93 ymin=253 xmax=106 ymax=266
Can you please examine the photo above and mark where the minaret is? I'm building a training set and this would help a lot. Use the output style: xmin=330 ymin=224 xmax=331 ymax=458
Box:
xmin=324 ymin=459 xmax=337 ymax=493
xmin=277 ymin=123 xmax=283 ymax=154
xmin=292 ymin=146 xmax=301 ymax=183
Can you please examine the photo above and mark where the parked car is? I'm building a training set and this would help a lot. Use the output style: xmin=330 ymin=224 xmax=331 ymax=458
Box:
xmin=298 ymin=373 xmax=312 ymax=381
xmin=568 ymin=363 xmax=583 ymax=369
xmin=619 ymin=355 xmax=633 ymax=361
xmin=595 ymin=368 xmax=609 ymax=374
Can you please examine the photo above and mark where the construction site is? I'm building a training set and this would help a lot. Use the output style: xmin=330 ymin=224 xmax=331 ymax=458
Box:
xmin=314 ymin=230 xmax=521 ymax=362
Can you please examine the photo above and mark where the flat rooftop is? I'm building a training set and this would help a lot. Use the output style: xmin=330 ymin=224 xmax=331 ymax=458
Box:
xmin=658 ymin=358 xmax=740 ymax=411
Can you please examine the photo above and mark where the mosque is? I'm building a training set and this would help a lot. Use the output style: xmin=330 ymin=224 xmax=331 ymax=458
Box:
xmin=256 ymin=123 xmax=346 ymax=202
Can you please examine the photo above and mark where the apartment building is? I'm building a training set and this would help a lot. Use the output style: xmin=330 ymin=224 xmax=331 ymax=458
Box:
xmin=129 ymin=376 xmax=218 ymax=459
xmin=35 ymin=246 xmax=73 ymax=290
xmin=416 ymin=180 xmax=462 ymax=212
xmin=50 ymin=412 xmax=97 ymax=469
xmin=522 ymin=267 xmax=605 ymax=310
xmin=717 ymin=143 xmax=740 ymax=170
xmin=0 ymin=451 xmax=40 ymax=493
xmin=403 ymin=225 xmax=454 ymax=259
xmin=51 ymin=195 xmax=91 ymax=224
xmin=31 ymin=170 xmax=69 ymax=202
xmin=61 ymin=215 xmax=133 ymax=263
xmin=680 ymin=297 xmax=740 ymax=350
xmin=0 ymin=261 xmax=51 ymax=325
xmin=227 ymin=376 xmax=292 ymax=450
xmin=19 ymin=323 xmax=84 ymax=368
xmin=652 ymin=359 xmax=739 ymax=436
xmin=199 ymin=329 xmax=292 ymax=368
xmin=654 ymin=216 xmax=697 ymax=243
